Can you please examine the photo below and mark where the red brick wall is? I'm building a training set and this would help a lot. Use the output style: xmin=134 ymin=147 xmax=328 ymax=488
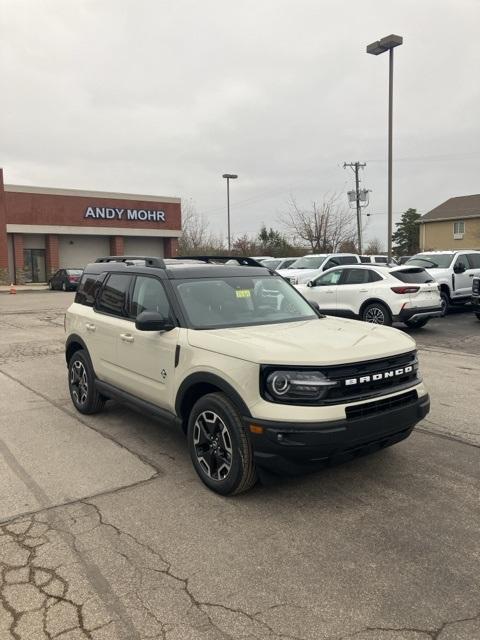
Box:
xmin=109 ymin=236 xmax=125 ymax=255
xmin=0 ymin=170 xmax=8 ymax=272
xmin=164 ymin=237 xmax=179 ymax=258
xmin=45 ymin=235 xmax=59 ymax=277
xmin=4 ymin=191 xmax=181 ymax=231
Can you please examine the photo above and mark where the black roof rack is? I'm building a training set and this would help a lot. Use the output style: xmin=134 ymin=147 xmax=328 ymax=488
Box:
xmin=174 ymin=256 xmax=264 ymax=267
xmin=94 ymin=255 xmax=166 ymax=268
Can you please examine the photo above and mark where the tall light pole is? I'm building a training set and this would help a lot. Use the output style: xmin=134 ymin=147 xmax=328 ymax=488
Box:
xmin=366 ymin=34 xmax=403 ymax=261
xmin=222 ymin=173 xmax=238 ymax=252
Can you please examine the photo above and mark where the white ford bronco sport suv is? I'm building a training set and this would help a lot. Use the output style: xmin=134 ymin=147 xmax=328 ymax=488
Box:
xmin=65 ymin=255 xmax=430 ymax=495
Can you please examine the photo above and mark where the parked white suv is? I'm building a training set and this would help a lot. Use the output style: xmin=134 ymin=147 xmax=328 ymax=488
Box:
xmin=296 ymin=264 xmax=442 ymax=328
xmin=359 ymin=255 xmax=398 ymax=265
xmin=278 ymin=253 xmax=360 ymax=284
xmin=406 ymin=251 xmax=480 ymax=315
xmin=65 ymin=255 xmax=430 ymax=495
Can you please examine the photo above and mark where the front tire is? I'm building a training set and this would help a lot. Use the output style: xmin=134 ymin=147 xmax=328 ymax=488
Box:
xmin=440 ymin=291 xmax=450 ymax=316
xmin=187 ymin=393 xmax=257 ymax=495
xmin=362 ymin=302 xmax=392 ymax=326
xmin=404 ymin=318 xmax=429 ymax=329
xmin=68 ymin=350 xmax=105 ymax=414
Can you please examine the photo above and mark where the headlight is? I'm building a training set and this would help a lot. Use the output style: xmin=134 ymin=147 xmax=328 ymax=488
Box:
xmin=265 ymin=370 xmax=337 ymax=402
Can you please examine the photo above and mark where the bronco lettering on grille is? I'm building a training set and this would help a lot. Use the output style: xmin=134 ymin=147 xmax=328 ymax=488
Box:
xmin=345 ymin=365 xmax=413 ymax=386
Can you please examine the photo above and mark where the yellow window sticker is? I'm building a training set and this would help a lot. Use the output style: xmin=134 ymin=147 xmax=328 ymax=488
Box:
xmin=235 ymin=289 xmax=251 ymax=298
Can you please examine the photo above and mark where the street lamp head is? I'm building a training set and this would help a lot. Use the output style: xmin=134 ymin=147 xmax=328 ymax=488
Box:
xmin=222 ymin=173 xmax=238 ymax=179
xmin=366 ymin=34 xmax=403 ymax=55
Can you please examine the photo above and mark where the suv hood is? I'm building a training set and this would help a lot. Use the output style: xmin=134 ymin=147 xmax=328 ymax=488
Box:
xmin=277 ymin=268 xmax=318 ymax=279
xmin=187 ymin=317 xmax=416 ymax=366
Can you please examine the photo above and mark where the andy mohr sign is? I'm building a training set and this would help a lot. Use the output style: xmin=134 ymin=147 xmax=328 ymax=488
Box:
xmin=84 ymin=206 xmax=166 ymax=222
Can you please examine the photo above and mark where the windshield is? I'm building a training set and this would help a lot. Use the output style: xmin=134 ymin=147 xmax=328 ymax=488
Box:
xmin=173 ymin=276 xmax=317 ymax=329
xmin=262 ymin=259 xmax=282 ymax=270
xmin=406 ymin=254 xmax=454 ymax=268
xmin=290 ymin=255 xmax=328 ymax=269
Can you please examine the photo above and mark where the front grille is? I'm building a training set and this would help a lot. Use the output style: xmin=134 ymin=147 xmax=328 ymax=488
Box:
xmin=261 ymin=351 xmax=420 ymax=406
xmin=321 ymin=351 xmax=419 ymax=404
xmin=345 ymin=390 xmax=418 ymax=420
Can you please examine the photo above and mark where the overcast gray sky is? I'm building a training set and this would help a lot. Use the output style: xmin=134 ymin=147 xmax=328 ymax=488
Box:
xmin=1 ymin=0 xmax=479 ymax=246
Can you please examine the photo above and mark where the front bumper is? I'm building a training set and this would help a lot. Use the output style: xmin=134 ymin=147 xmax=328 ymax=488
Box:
xmin=395 ymin=305 xmax=442 ymax=322
xmin=246 ymin=392 xmax=430 ymax=475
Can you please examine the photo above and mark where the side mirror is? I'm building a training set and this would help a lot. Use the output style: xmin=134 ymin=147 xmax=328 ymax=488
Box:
xmin=135 ymin=311 xmax=174 ymax=332
xmin=307 ymin=280 xmax=314 ymax=288
xmin=454 ymin=263 xmax=466 ymax=274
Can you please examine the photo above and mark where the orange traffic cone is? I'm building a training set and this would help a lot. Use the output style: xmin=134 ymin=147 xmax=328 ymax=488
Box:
xmin=9 ymin=283 xmax=16 ymax=295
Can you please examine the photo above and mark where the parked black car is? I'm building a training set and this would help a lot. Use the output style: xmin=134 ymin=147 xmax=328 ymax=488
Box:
xmin=473 ymin=276 xmax=480 ymax=320
xmin=48 ymin=269 xmax=83 ymax=291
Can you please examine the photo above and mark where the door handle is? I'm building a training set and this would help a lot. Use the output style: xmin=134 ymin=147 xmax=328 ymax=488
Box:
xmin=120 ymin=333 xmax=134 ymax=343
xmin=469 ymin=274 xmax=474 ymax=277
xmin=85 ymin=323 xmax=96 ymax=332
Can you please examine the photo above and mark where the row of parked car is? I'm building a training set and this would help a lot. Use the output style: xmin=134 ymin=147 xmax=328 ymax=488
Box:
xmin=256 ymin=250 xmax=480 ymax=327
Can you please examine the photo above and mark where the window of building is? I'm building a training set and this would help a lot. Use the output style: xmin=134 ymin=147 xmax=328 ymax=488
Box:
xmin=453 ymin=221 xmax=465 ymax=236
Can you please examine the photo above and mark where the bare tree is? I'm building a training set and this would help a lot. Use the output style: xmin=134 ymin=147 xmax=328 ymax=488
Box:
xmin=179 ymin=201 xmax=224 ymax=255
xmin=280 ymin=195 xmax=357 ymax=253
xmin=364 ymin=237 xmax=384 ymax=254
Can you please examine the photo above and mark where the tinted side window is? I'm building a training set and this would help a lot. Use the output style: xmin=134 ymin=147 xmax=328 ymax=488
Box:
xmin=368 ymin=270 xmax=383 ymax=282
xmin=455 ymin=254 xmax=468 ymax=270
xmin=337 ymin=256 xmax=358 ymax=265
xmin=343 ymin=269 xmax=369 ymax=285
xmin=96 ymin=274 xmax=131 ymax=316
xmin=392 ymin=269 xmax=434 ymax=284
xmin=466 ymin=253 xmax=480 ymax=269
xmin=374 ymin=257 xmax=388 ymax=264
xmin=360 ymin=256 xmax=371 ymax=263
xmin=75 ymin=273 xmax=106 ymax=307
xmin=323 ymin=259 xmax=338 ymax=270
xmin=130 ymin=276 xmax=171 ymax=318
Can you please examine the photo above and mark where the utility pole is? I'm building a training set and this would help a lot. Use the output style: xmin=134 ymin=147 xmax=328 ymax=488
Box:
xmin=343 ymin=162 xmax=367 ymax=254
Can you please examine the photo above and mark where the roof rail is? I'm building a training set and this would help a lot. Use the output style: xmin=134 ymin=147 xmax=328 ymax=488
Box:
xmin=174 ymin=256 xmax=264 ymax=267
xmin=94 ymin=255 xmax=166 ymax=268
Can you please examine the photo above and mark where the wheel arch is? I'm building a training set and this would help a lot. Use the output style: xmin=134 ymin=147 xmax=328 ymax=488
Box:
xmin=359 ymin=298 xmax=393 ymax=319
xmin=65 ymin=334 xmax=91 ymax=367
xmin=175 ymin=373 xmax=252 ymax=433
xmin=439 ymin=283 xmax=451 ymax=299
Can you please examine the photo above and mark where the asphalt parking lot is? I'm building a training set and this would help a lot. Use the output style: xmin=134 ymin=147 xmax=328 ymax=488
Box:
xmin=0 ymin=291 xmax=478 ymax=640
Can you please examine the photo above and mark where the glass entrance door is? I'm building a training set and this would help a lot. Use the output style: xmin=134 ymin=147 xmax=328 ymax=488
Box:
xmin=23 ymin=249 xmax=46 ymax=283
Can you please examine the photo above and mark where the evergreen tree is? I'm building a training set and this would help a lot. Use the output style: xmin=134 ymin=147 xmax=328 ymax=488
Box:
xmin=392 ymin=208 xmax=421 ymax=255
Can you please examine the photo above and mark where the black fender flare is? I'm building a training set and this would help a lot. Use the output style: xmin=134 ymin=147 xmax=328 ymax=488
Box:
xmin=65 ymin=334 xmax=93 ymax=369
xmin=175 ymin=372 xmax=252 ymax=419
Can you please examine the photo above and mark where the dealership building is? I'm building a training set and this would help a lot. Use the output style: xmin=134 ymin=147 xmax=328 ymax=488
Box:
xmin=0 ymin=169 xmax=182 ymax=284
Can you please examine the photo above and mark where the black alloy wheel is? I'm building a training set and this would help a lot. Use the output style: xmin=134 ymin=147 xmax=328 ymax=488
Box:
xmin=187 ymin=393 xmax=257 ymax=495
xmin=362 ymin=302 xmax=392 ymax=326
xmin=68 ymin=350 xmax=105 ymax=414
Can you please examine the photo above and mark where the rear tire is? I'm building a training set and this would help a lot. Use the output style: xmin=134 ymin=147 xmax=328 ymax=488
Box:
xmin=404 ymin=318 xmax=429 ymax=329
xmin=187 ymin=392 xmax=257 ymax=495
xmin=362 ymin=302 xmax=392 ymax=326
xmin=476 ymin=313 xmax=480 ymax=321
xmin=68 ymin=349 xmax=105 ymax=414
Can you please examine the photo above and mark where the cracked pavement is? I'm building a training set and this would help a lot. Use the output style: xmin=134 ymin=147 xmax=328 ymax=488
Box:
xmin=0 ymin=292 xmax=479 ymax=639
